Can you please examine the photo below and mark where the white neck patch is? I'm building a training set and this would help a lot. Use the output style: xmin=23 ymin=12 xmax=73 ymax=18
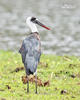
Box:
xmin=26 ymin=17 xmax=38 ymax=32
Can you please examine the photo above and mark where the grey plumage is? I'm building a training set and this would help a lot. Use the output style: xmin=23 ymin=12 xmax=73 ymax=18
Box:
xmin=19 ymin=32 xmax=41 ymax=75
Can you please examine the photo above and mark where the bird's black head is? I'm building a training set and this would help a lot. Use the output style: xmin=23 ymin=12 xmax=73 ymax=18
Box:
xmin=27 ymin=16 xmax=50 ymax=30
xmin=31 ymin=17 xmax=36 ymax=22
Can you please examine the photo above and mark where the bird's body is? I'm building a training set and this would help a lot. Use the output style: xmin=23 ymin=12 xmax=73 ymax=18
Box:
xmin=19 ymin=16 xmax=50 ymax=94
xmin=19 ymin=32 xmax=41 ymax=75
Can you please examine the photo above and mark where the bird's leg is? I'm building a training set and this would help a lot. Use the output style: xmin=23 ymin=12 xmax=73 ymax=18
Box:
xmin=27 ymin=75 xmax=29 ymax=93
xmin=35 ymin=72 xmax=37 ymax=94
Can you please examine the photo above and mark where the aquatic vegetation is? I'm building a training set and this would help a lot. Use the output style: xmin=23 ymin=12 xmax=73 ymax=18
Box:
xmin=0 ymin=51 xmax=80 ymax=100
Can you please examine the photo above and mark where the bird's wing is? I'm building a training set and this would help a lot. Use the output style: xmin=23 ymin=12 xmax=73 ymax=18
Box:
xmin=19 ymin=34 xmax=41 ymax=63
xmin=19 ymin=38 xmax=30 ymax=63
xmin=24 ymin=37 xmax=41 ymax=75
xmin=19 ymin=34 xmax=41 ymax=75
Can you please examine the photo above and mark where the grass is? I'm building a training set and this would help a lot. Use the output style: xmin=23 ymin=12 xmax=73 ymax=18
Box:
xmin=0 ymin=50 xmax=80 ymax=100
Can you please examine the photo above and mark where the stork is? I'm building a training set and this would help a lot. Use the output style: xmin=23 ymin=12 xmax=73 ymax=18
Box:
xmin=19 ymin=17 xmax=50 ymax=94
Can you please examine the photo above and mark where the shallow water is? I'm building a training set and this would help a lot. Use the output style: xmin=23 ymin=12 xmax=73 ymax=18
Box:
xmin=0 ymin=0 xmax=80 ymax=55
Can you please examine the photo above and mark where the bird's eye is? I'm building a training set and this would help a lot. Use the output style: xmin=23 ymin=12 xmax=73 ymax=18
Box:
xmin=31 ymin=17 xmax=36 ymax=22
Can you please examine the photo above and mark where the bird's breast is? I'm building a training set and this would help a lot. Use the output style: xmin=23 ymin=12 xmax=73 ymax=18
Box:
xmin=33 ymin=33 xmax=41 ymax=52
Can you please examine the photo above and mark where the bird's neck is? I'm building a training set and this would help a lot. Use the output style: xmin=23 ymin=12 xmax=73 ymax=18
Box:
xmin=27 ymin=20 xmax=38 ymax=32
xmin=33 ymin=32 xmax=40 ymax=40
xmin=31 ymin=24 xmax=39 ymax=32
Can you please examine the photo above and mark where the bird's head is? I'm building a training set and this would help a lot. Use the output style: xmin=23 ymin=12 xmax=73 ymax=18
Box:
xmin=26 ymin=17 xmax=50 ymax=32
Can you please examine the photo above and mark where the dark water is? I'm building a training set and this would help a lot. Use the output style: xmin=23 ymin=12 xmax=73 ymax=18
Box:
xmin=0 ymin=0 xmax=80 ymax=55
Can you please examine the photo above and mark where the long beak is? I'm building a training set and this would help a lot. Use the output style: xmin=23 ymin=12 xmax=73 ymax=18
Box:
xmin=34 ymin=20 xmax=50 ymax=30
